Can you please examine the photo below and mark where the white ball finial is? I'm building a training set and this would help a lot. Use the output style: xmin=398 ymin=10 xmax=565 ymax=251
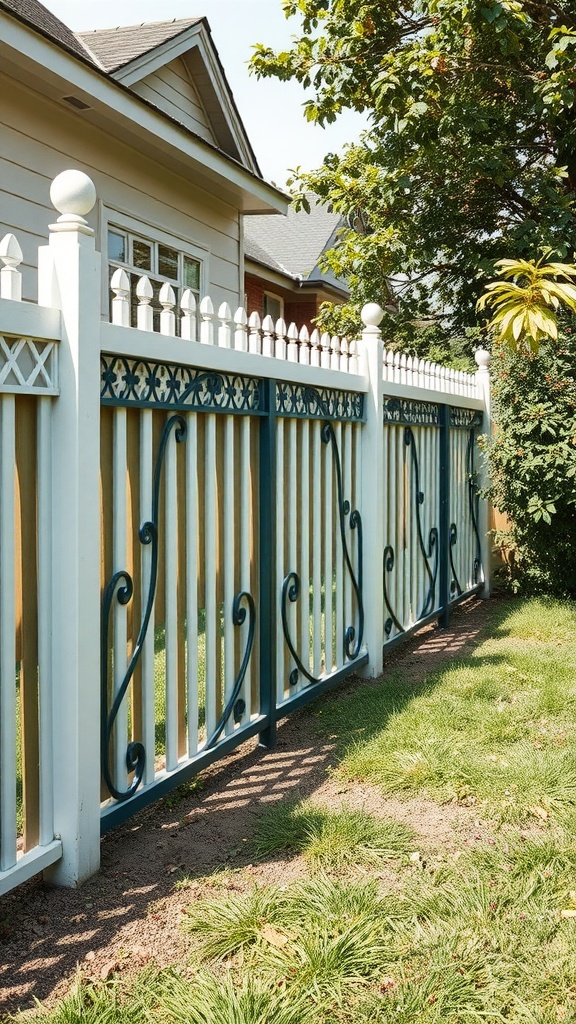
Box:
xmin=50 ymin=170 xmax=96 ymax=229
xmin=361 ymin=303 xmax=384 ymax=328
xmin=474 ymin=347 xmax=491 ymax=371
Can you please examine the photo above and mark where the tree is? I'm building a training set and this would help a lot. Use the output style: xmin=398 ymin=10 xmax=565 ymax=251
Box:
xmin=250 ymin=1 xmax=576 ymax=339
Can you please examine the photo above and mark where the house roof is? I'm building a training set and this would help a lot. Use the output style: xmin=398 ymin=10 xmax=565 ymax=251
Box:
xmin=244 ymin=199 xmax=348 ymax=293
xmin=0 ymin=0 xmax=288 ymax=211
xmin=0 ymin=0 xmax=91 ymax=62
xmin=77 ymin=19 xmax=204 ymax=74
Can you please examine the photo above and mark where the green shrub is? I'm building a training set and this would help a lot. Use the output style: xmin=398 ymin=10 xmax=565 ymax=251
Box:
xmin=487 ymin=329 xmax=576 ymax=596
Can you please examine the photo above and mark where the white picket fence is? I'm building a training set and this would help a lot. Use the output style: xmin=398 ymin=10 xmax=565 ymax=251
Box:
xmin=0 ymin=170 xmax=491 ymax=896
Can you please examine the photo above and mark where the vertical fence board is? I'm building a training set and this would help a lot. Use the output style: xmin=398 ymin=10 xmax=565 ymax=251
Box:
xmin=112 ymin=408 xmax=128 ymax=791
xmin=185 ymin=413 xmax=199 ymax=757
xmin=0 ymin=396 xmax=17 ymax=870
xmin=37 ymin=397 xmax=54 ymax=846
xmin=299 ymin=419 xmax=310 ymax=679
xmin=204 ymin=415 xmax=217 ymax=740
xmin=15 ymin=397 xmax=39 ymax=852
xmin=164 ymin=427 xmax=179 ymax=771
xmin=275 ymin=419 xmax=286 ymax=702
xmin=223 ymin=416 xmax=235 ymax=737
xmin=139 ymin=410 xmax=156 ymax=786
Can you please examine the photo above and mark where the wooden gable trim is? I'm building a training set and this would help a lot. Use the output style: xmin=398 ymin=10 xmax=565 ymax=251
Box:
xmin=112 ymin=21 xmax=258 ymax=173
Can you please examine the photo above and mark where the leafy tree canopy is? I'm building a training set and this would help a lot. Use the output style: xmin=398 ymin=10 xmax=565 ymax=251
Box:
xmin=250 ymin=1 xmax=576 ymax=339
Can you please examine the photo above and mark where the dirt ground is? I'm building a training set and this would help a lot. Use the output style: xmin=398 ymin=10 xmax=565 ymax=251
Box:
xmin=0 ymin=598 xmax=495 ymax=1018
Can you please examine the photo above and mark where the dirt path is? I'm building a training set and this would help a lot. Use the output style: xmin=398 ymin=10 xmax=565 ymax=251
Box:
xmin=0 ymin=598 xmax=495 ymax=1017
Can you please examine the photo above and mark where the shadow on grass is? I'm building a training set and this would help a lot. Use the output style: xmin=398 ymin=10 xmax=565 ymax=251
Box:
xmin=0 ymin=597 xmax=510 ymax=1014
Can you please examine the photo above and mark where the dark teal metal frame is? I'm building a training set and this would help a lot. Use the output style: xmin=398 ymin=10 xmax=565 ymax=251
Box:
xmin=100 ymin=361 xmax=365 ymax=831
xmin=382 ymin=398 xmax=484 ymax=647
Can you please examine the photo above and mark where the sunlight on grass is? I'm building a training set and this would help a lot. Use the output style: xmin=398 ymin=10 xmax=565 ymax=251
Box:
xmin=24 ymin=596 xmax=576 ymax=1024
xmin=253 ymin=799 xmax=415 ymax=869
xmin=315 ymin=598 xmax=576 ymax=825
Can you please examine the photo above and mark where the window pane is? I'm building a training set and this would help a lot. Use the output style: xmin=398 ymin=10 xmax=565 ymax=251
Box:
xmin=158 ymin=245 xmax=179 ymax=280
xmin=108 ymin=230 xmax=126 ymax=262
xmin=183 ymin=256 xmax=200 ymax=291
xmin=264 ymin=294 xmax=283 ymax=321
xmin=132 ymin=238 xmax=152 ymax=271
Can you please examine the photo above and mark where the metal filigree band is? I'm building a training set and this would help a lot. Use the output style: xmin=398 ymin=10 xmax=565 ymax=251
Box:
xmin=450 ymin=407 xmax=483 ymax=430
xmin=276 ymin=383 xmax=364 ymax=422
xmin=383 ymin=397 xmax=440 ymax=426
xmin=101 ymin=355 xmax=262 ymax=414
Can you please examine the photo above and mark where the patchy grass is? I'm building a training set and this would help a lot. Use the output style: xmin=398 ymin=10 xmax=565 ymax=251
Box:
xmin=252 ymin=799 xmax=415 ymax=868
xmin=314 ymin=598 xmax=576 ymax=826
xmin=20 ymin=597 xmax=576 ymax=1023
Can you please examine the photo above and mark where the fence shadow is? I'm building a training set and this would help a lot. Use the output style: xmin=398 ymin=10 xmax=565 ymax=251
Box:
xmin=0 ymin=597 xmax=502 ymax=1014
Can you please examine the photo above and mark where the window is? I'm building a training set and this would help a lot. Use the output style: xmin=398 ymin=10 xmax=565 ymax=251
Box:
xmin=108 ymin=226 xmax=202 ymax=335
xmin=263 ymin=292 xmax=284 ymax=323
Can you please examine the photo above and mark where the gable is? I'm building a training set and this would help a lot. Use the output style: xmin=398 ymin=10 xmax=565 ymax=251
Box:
xmin=130 ymin=56 xmax=217 ymax=147
xmin=79 ymin=19 xmax=258 ymax=172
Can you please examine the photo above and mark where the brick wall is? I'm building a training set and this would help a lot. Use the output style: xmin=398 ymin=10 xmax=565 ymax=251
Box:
xmin=244 ymin=274 xmax=319 ymax=331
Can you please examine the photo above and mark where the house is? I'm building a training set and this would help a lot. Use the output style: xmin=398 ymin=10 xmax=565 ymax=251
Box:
xmin=0 ymin=0 xmax=288 ymax=329
xmin=244 ymin=198 xmax=350 ymax=330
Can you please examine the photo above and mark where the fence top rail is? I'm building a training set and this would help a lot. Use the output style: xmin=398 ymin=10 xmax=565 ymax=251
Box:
xmin=381 ymin=379 xmax=483 ymax=413
xmin=0 ymin=297 xmax=62 ymax=345
xmin=100 ymin=321 xmax=369 ymax=395
xmin=110 ymin=270 xmax=363 ymax=377
xmin=383 ymin=347 xmax=479 ymax=400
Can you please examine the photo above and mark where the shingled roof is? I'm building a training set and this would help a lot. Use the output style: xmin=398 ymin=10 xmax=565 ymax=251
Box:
xmin=78 ymin=19 xmax=204 ymax=74
xmin=244 ymin=199 xmax=346 ymax=289
xmin=0 ymin=0 xmax=92 ymax=62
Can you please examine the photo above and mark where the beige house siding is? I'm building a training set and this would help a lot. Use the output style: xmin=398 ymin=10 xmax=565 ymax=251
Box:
xmin=0 ymin=73 xmax=241 ymax=310
xmin=130 ymin=57 xmax=217 ymax=146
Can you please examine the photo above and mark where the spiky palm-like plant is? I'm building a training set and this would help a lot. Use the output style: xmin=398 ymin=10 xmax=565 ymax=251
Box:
xmin=477 ymin=259 xmax=576 ymax=351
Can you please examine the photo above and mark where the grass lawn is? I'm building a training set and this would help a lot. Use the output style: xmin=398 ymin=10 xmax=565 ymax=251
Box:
xmin=18 ymin=597 xmax=576 ymax=1023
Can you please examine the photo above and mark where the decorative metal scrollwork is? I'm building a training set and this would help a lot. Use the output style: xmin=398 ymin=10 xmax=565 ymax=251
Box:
xmin=205 ymin=591 xmax=256 ymax=749
xmin=276 ymin=383 xmax=364 ymax=422
xmin=383 ymin=544 xmax=403 ymax=637
xmin=404 ymin=427 xmax=439 ymax=618
xmin=384 ymin=397 xmax=439 ymax=427
xmin=281 ymin=417 xmax=363 ymax=687
xmin=449 ymin=523 xmax=463 ymax=596
xmin=467 ymin=429 xmax=483 ymax=584
xmin=449 ymin=429 xmax=483 ymax=597
xmin=101 ymin=413 xmax=186 ymax=802
xmin=101 ymin=354 xmax=262 ymax=415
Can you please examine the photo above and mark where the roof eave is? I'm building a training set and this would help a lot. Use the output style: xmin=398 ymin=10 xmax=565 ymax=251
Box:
xmin=0 ymin=11 xmax=289 ymax=215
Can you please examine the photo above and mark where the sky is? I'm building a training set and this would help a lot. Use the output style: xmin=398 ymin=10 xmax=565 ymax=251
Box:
xmin=42 ymin=0 xmax=366 ymax=189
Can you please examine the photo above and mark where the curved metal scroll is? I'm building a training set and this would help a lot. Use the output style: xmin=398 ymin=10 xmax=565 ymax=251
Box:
xmin=383 ymin=544 xmax=404 ymax=637
xmin=467 ymin=429 xmax=483 ymax=584
xmin=449 ymin=523 xmax=463 ymax=597
xmin=281 ymin=417 xmax=363 ymax=687
xmin=101 ymin=413 xmax=186 ymax=802
xmin=404 ymin=427 xmax=439 ymax=618
xmin=205 ymin=591 xmax=256 ymax=749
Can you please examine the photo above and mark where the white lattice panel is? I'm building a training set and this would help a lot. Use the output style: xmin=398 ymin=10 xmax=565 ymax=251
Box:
xmin=0 ymin=336 xmax=59 ymax=394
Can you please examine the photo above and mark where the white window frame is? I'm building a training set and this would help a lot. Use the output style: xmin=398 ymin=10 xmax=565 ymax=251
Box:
xmin=263 ymin=290 xmax=284 ymax=323
xmin=99 ymin=204 xmax=210 ymax=330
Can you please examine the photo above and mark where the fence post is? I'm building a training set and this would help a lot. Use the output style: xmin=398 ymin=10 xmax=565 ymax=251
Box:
xmin=258 ymin=378 xmax=277 ymax=748
xmin=38 ymin=170 xmax=102 ymax=886
xmin=475 ymin=347 xmax=492 ymax=598
xmin=357 ymin=303 xmax=384 ymax=677
xmin=438 ymin=405 xmax=451 ymax=627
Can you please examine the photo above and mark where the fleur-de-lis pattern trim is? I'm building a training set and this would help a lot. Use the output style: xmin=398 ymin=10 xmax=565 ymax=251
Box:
xmin=101 ymin=355 xmax=262 ymax=414
xmin=276 ymin=383 xmax=364 ymax=422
